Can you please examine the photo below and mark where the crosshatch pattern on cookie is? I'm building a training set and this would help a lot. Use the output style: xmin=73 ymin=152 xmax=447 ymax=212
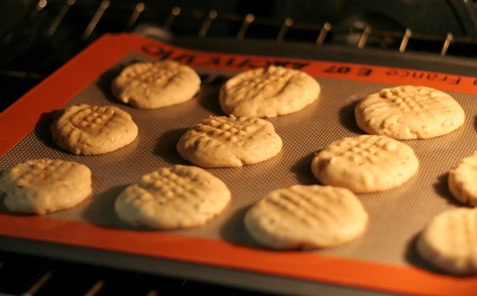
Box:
xmin=379 ymin=87 xmax=437 ymax=113
xmin=51 ymin=104 xmax=138 ymax=155
xmin=13 ymin=159 xmax=70 ymax=183
xmin=311 ymin=135 xmax=419 ymax=193
xmin=177 ymin=115 xmax=282 ymax=168
xmin=220 ymin=65 xmax=321 ymax=118
xmin=195 ymin=116 xmax=266 ymax=145
xmin=355 ymin=85 xmax=465 ymax=140
xmin=0 ymin=159 xmax=92 ymax=214
xmin=325 ymin=135 xmax=400 ymax=165
xmin=263 ymin=186 xmax=352 ymax=225
xmin=114 ymin=165 xmax=231 ymax=230
xmin=111 ymin=60 xmax=201 ymax=109
xmin=417 ymin=208 xmax=477 ymax=276
xmin=71 ymin=105 xmax=124 ymax=134
xmin=225 ymin=66 xmax=298 ymax=104
xmin=244 ymin=185 xmax=368 ymax=249
xmin=138 ymin=167 xmax=210 ymax=205
xmin=120 ymin=62 xmax=180 ymax=86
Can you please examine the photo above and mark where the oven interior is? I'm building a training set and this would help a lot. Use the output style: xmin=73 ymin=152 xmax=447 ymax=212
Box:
xmin=1 ymin=0 xmax=477 ymax=294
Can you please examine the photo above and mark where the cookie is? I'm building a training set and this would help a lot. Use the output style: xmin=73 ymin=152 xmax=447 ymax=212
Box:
xmin=176 ymin=115 xmax=282 ymax=168
xmin=114 ymin=165 xmax=231 ymax=229
xmin=311 ymin=135 xmax=419 ymax=193
xmin=219 ymin=65 xmax=321 ymax=118
xmin=111 ymin=60 xmax=201 ymax=109
xmin=50 ymin=104 xmax=138 ymax=155
xmin=244 ymin=185 xmax=368 ymax=250
xmin=355 ymin=85 xmax=465 ymax=140
xmin=0 ymin=158 xmax=92 ymax=214
xmin=448 ymin=151 xmax=477 ymax=206
xmin=416 ymin=208 xmax=477 ymax=276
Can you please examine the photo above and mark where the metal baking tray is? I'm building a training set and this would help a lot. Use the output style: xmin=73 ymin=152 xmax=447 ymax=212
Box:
xmin=1 ymin=33 xmax=477 ymax=295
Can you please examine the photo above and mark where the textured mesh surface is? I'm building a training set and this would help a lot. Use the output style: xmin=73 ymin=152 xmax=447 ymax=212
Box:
xmin=2 ymin=52 xmax=477 ymax=267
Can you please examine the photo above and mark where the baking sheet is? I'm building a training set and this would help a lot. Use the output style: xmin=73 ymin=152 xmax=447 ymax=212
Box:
xmin=1 ymin=33 xmax=477 ymax=295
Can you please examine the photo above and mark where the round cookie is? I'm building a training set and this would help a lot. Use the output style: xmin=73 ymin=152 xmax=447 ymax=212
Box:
xmin=111 ymin=60 xmax=201 ymax=109
xmin=355 ymin=85 xmax=465 ymax=140
xmin=115 ymin=165 xmax=231 ymax=229
xmin=311 ymin=135 xmax=419 ymax=193
xmin=448 ymin=151 xmax=477 ymax=206
xmin=417 ymin=208 xmax=477 ymax=276
xmin=244 ymin=185 xmax=368 ymax=250
xmin=0 ymin=158 xmax=92 ymax=214
xmin=176 ymin=115 xmax=282 ymax=168
xmin=219 ymin=65 xmax=321 ymax=118
xmin=51 ymin=104 xmax=138 ymax=155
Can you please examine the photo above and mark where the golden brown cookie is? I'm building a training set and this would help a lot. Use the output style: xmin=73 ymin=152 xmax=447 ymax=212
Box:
xmin=0 ymin=158 xmax=92 ymax=214
xmin=50 ymin=104 xmax=138 ymax=155
xmin=417 ymin=208 xmax=477 ymax=276
xmin=311 ymin=135 xmax=419 ymax=193
xmin=448 ymin=151 xmax=477 ymax=206
xmin=177 ymin=115 xmax=282 ymax=168
xmin=219 ymin=65 xmax=320 ymax=118
xmin=244 ymin=185 xmax=368 ymax=250
xmin=115 ymin=165 xmax=231 ymax=229
xmin=111 ymin=60 xmax=201 ymax=109
xmin=355 ymin=85 xmax=465 ymax=140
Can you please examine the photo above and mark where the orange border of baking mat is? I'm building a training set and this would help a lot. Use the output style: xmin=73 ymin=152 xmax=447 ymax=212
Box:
xmin=1 ymin=33 xmax=477 ymax=295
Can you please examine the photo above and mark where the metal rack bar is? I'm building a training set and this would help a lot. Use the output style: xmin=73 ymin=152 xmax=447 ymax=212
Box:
xmin=82 ymin=0 xmax=110 ymax=42
xmin=29 ymin=0 xmax=48 ymax=22
xmin=125 ymin=2 xmax=145 ymax=31
xmin=164 ymin=6 xmax=181 ymax=30
xmin=399 ymin=28 xmax=412 ymax=53
xmin=316 ymin=22 xmax=331 ymax=45
xmin=24 ymin=271 xmax=53 ymax=296
xmin=47 ymin=0 xmax=76 ymax=37
xmin=441 ymin=33 xmax=453 ymax=56
xmin=276 ymin=18 xmax=293 ymax=42
xmin=236 ymin=13 xmax=254 ymax=40
xmin=357 ymin=25 xmax=372 ymax=49
xmin=198 ymin=10 xmax=218 ymax=39
xmin=13 ymin=1 xmax=477 ymax=57
xmin=84 ymin=280 xmax=105 ymax=296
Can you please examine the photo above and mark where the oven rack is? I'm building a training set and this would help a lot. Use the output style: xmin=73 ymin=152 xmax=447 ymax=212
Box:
xmin=0 ymin=250 xmax=269 ymax=295
xmin=3 ymin=0 xmax=477 ymax=113
xmin=2 ymin=1 xmax=477 ymax=105
xmin=9 ymin=0 xmax=477 ymax=55
xmin=2 ymin=1 xmax=477 ymax=111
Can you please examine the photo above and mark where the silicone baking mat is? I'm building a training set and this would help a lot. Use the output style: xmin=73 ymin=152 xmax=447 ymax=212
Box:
xmin=1 ymin=33 xmax=477 ymax=295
